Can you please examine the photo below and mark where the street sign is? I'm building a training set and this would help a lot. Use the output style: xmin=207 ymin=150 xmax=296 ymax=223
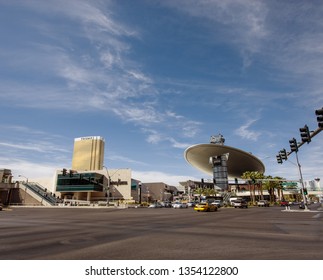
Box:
xmin=282 ymin=182 xmax=298 ymax=190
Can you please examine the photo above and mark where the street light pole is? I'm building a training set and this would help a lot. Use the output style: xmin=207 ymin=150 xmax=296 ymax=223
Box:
xmin=18 ymin=175 xmax=29 ymax=205
xmin=18 ymin=175 xmax=28 ymax=182
xmin=294 ymin=151 xmax=309 ymax=211
xmin=138 ymin=182 xmax=142 ymax=204
xmin=103 ymin=166 xmax=111 ymax=206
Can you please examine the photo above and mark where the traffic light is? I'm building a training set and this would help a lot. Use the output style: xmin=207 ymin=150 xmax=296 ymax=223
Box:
xmin=279 ymin=149 xmax=288 ymax=161
xmin=303 ymin=188 xmax=308 ymax=195
xmin=289 ymin=138 xmax=298 ymax=152
xmin=276 ymin=154 xmax=283 ymax=164
xmin=315 ymin=107 xmax=323 ymax=128
xmin=62 ymin=168 xmax=67 ymax=176
xmin=299 ymin=125 xmax=311 ymax=143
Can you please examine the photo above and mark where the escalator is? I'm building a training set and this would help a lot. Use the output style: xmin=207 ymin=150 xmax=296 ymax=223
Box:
xmin=20 ymin=182 xmax=58 ymax=206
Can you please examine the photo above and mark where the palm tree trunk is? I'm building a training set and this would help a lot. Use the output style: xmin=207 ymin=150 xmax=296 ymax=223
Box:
xmin=252 ymin=184 xmax=256 ymax=205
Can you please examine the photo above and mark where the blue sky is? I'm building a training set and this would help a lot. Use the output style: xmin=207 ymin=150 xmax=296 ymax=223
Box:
xmin=0 ymin=0 xmax=322 ymax=186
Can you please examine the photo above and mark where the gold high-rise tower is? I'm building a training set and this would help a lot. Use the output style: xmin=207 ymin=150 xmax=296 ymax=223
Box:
xmin=71 ymin=136 xmax=105 ymax=171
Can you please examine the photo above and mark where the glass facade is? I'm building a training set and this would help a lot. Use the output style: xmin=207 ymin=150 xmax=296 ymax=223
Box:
xmin=56 ymin=172 xmax=104 ymax=192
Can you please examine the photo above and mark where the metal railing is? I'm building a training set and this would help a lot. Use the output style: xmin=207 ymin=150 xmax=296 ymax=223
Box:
xmin=21 ymin=182 xmax=59 ymax=206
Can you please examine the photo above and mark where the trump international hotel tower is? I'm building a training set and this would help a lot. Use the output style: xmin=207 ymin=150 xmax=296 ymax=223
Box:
xmin=71 ymin=136 xmax=105 ymax=171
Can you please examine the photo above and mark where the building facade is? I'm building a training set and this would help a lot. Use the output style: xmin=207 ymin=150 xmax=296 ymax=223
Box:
xmin=55 ymin=168 xmax=133 ymax=203
xmin=0 ymin=169 xmax=14 ymax=205
xmin=71 ymin=136 xmax=105 ymax=171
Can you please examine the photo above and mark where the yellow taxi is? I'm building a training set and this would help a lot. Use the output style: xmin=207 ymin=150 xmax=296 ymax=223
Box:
xmin=194 ymin=202 xmax=218 ymax=212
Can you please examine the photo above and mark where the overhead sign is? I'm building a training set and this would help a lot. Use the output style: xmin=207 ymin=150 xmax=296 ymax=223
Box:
xmin=282 ymin=182 xmax=299 ymax=191
xmin=282 ymin=182 xmax=298 ymax=187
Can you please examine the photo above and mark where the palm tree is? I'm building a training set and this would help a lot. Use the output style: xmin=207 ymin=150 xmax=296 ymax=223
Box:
xmin=262 ymin=175 xmax=285 ymax=203
xmin=241 ymin=171 xmax=255 ymax=204
xmin=263 ymin=175 xmax=274 ymax=203
xmin=194 ymin=187 xmax=204 ymax=202
xmin=274 ymin=177 xmax=285 ymax=201
xmin=204 ymin=187 xmax=217 ymax=197
xmin=241 ymin=171 xmax=265 ymax=204
xmin=254 ymin=171 xmax=265 ymax=200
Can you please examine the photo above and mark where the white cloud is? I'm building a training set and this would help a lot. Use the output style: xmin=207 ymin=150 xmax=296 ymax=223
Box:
xmin=0 ymin=142 xmax=48 ymax=153
xmin=168 ymin=138 xmax=192 ymax=149
xmin=127 ymin=70 xmax=152 ymax=84
xmin=0 ymin=157 xmax=62 ymax=181
xmin=114 ymin=106 xmax=161 ymax=124
xmin=234 ymin=119 xmax=261 ymax=141
xmin=132 ymin=170 xmax=194 ymax=186
xmin=146 ymin=131 xmax=162 ymax=144
xmin=100 ymin=51 xmax=122 ymax=69
xmin=17 ymin=0 xmax=137 ymax=38
xmin=160 ymin=0 xmax=269 ymax=52
xmin=107 ymin=155 xmax=147 ymax=166
xmin=0 ymin=1 xmax=162 ymax=128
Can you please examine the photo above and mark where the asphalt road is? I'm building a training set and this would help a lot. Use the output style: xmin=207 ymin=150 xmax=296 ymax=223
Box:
xmin=1 ymin=204 xmax=322 ymax=260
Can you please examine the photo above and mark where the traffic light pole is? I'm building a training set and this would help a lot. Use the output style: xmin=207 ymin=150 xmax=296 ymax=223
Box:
xmin=294 ymin=151 xmax=309 ymax=211
xmin=277 ymin=107 xmax=323 ymax=210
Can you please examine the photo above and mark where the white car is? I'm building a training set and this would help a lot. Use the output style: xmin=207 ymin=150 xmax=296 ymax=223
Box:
xmin=172 ymin=202 xmax=188 ymax=208
xmin=148 ymin=203 xmax=163 ymax=208
xmin=257 ymin=200 xmax=270 ymax=207
xmin=211 ymin=200 xmax=224 ymax=207
xmin=187 ymin=201 xmax=196 ymax=207
xmin=232 ymin=199 xmax=248 ymax=208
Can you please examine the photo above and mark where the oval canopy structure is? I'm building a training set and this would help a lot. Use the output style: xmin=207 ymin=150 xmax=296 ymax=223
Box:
xmin=184 ymin=144 xmax=265 ymax=178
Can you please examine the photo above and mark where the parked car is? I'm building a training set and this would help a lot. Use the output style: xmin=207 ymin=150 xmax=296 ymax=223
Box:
xmin=211 ymin=200 xmax=224 ymax=208
xmin=194 ymin=202 xmax=218 ymax=212
xmin=229 ymin=197 xmax=240 ymax=205
xmin=257 ymin=200 xmax=270 ymax=207
xmin=160 ymin=201 xmax=172 ymax=208
xmin=280 ymin=201 xmax=289 ymax=207
xmin=172 ymin=202 xmax=188 ymax=209
xmin=0 ymin=204 xmax=2 ymax=211
xmin=148 ymin=202 xmax=163 ymax=208
xmin=232 ymin=199 xmax=248 ymax=208
xmin=187 ymin=201 xmax=196 ymax=207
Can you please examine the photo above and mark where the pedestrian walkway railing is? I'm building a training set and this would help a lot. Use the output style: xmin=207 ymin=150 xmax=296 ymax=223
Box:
xmin=20 ymin=182 xmax=60 ymax=206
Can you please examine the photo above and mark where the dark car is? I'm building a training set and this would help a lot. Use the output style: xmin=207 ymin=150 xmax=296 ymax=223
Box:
xmin=299 ymin=202 xmax=306 ymax=209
